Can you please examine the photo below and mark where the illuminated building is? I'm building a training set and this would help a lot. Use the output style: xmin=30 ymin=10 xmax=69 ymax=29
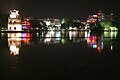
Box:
xmin=87 ymin=10 xmax=105 ymax=26
xmin=8 ymin=10 xmax=22 ymax=31
xmin=87 ymin=15 xmax=98 ymax=24
xmin=22 ymin=21 xmax=30 ymax=26
xmin=44 ymin=18 xmax=61 ymax=30
xmin=22 ymin=21 xmax=31 ymax=29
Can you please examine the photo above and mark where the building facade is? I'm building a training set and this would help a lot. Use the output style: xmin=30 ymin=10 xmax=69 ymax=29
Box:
xmin=8 ymin=10 xmax=22 ymax=31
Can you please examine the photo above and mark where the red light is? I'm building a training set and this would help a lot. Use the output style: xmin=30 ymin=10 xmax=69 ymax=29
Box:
xmin=97 ymin=47 xmax=101 ymax=54
xmin=87 ymin=20 xmax=91 ymax=23
xmin=22 ymin=21 xmax=31 ymax=26
xmin=92 ymin=39 xmax=95 ymax=43
xmin=87 ymin=38 xmax=91 ymax=43
xmin=22 ymin=33 xmax=30 ymax=43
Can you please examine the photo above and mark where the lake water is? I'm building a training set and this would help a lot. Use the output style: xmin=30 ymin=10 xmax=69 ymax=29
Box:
xmin=0 ymin=30 xmax=120 ymax=79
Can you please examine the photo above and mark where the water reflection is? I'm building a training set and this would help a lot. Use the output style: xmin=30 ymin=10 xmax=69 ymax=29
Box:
xmin=22 ymin=33 xmax=30 ymax=43
xmin=8 ymin=33 xmax=22 ymax=55
xmin=104 ymin=31 xmax=118 ymax=38
xmin=0 ymin=30 xmax=118 ymax=54
xmin=69 ymin=31 xmax=78 ymax=40
xmin=7 ymin=33 xmax=30 ymax=55
xmin=44 ymin=31 xmax=61 ymax=44
xmin=86 ymin=31 xmax=118 ymax=53
xmin=0 ymin=30 xmax=119 ymax=79
xmin=86 ymin=34 xmax=103 ymax=53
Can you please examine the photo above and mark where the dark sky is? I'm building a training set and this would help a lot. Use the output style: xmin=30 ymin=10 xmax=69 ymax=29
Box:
xmin=0 ymin=0 xmax=119 ymax=18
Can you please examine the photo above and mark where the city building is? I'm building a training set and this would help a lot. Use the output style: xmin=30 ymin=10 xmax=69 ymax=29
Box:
xmin=87 ymin=15 xmax=98 ymax=25
xmin=44 ymin=18 xmax=61 ymax=30
xmin=8 ymin=10 xmax=22 ymax=31
xmin=87 ymin=10 xmax=105 ymax=25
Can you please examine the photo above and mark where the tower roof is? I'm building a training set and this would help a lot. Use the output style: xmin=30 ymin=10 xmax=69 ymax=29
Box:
xmin=9 ymin=10 xmax=20 ymax=18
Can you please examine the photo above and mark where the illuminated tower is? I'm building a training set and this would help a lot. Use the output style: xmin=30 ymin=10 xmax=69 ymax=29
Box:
xmin=8 ymin=10 xmax=22 ymax=31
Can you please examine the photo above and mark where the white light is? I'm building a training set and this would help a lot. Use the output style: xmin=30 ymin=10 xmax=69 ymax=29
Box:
xmin=44 ymin=38 xmax=51 ymax=43
xmin=111 ymin=13 xmax=113 ymax=15
xmin=37 ymin=33 xmax=39 ymax=37
xmin=93 ymin=15 xmax=98 ymax=17
xmin=16 ymin=33 xmax=22 ymax=37
xmin=85 ymin=31 xmax=88 ymax=38
xmin=69 ymin=31 xmax=72 ymax=40
xmin=55 ymin=24 xmax=61 ymax=27
xmin=9 ymin=10 xmax=19 ymax=18
xmin=10 ymin=14 xmax=17 ymax=18
xmin=10 ymin=45 xmax=19 ymax=55
xmin=8 ymin=33 xmax=21 ymax=56
xmin=45 ymin=21 xmax=51 ymax=26
xmin=55 ymin=32 xmax=61 ymax=41
xmin=56 ymin=32 xmax=61 ymax=37
xmin=8 ymin=24 xmax=22 ymax=31
xmin=36 ymin=28 xmax=39 ymax=30
xmin=46 ymin=33 xmax=50 ymax=37
xmin=8 ymin=33 xmax=22 ymax=39
xmin=111 ymin=45 xmax=113 ymax=50
xmin=69 ymin=27 xmax=73 ymax=30
xmin=10 ymin=45 xmax=16 ymax=51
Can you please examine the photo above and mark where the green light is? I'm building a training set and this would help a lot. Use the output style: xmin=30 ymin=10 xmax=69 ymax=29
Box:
xmin=93 ymin=44 xmax=97 ymax=48
xmin=61 ymin=39 xmax=65 ymax=44
xmin=110 ymin=27 xmax=118 ymax=31
xmin=104 ymin=31 xmax=118 ymax=38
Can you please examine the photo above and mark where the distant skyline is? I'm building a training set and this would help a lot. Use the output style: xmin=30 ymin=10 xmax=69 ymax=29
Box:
xmin=0 ymin=0 xmax=120 ymax=18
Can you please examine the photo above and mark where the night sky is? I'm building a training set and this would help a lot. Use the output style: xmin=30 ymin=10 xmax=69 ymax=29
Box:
xmin=0 ymin=0 xmax=119 ymax=18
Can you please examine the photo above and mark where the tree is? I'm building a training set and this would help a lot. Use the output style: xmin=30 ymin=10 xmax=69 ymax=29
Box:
xmin=61 ymin=18 xmax=71 ymax=29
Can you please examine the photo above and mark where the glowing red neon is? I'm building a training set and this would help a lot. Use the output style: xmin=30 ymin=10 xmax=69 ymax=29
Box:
xmin=22 ymin=21 xmax=31 ymax=26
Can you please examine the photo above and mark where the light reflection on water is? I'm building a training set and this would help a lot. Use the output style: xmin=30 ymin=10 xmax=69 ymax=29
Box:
xmin=8 ymin=33 xmax=22 ymax=55
xmin=0 ymin=30 xmax=120 ymax=79
xmin=7 ymin=33 xmax=30 ymax=55
xmin=0 ymin=30 xmax=118 ymax=55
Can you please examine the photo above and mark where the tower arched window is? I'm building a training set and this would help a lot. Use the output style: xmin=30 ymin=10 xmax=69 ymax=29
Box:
xmin=14 ymin=21 xmax=16 ymax=23
xmin=9 ymin=21 xmax=12 ymax=24
xmin=9 ymin=27 xmax=11 ymax=30
xmin=14 ymin=27 xmax=16 ymax=30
